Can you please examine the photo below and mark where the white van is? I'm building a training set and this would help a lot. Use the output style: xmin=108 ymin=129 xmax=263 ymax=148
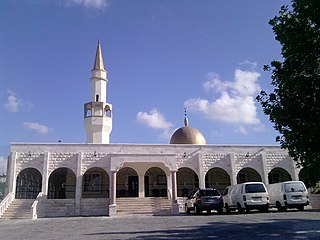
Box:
xmin=267 ymin=181 xmax=309 ymax=211
xmin=222 ymin=182 xmax=269 ymax=213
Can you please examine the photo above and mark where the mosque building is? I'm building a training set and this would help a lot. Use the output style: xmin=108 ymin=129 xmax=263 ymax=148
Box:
xmin=1 ymin=41 xmax=300 ymax=218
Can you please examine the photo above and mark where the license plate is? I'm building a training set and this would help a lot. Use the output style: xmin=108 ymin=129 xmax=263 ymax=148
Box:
xmin=252 ymin=197 xmax=262 ymax=202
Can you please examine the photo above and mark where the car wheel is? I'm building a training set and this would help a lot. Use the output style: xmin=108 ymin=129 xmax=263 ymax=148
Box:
xmin=225 ymin=204 xmax=231 ymax=213
xmin=185 ymin=205 xmax=191 ymax=214
xmin=276 ymin=202 xmax=283 ymax=212
xmin=237 ymin=203 xmax=244 ymax=214
xmin=194 ymin=205 xmax=200 ymax=215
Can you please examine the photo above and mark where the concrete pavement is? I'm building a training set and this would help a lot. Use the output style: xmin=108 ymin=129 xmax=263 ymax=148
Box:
xmin=0 ymin=210 xmax=319 ymax=239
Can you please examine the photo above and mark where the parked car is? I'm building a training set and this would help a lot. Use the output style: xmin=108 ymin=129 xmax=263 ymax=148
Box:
xmin=222 ymin=182 xmax=269 ymax=213
xmin=185 ymin=188 xmax=223 ymax=214
xmin=267 ymin=181 xmax=309 ymax=211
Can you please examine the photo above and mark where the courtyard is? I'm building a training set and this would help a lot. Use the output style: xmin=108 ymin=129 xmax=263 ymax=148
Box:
xmin=0 ymin=210 xmax=319 ymax=240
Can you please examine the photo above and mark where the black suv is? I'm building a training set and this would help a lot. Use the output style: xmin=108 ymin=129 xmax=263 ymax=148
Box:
xmin=185 ymin=188 xmax=223 ymax=214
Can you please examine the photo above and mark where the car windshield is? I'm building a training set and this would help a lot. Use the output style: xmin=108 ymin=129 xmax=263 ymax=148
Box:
xmin=245 ymin=184 xmax=266 ymax=193
xmin=199 ymin=190 xmax=220 ymax=196
xmin=284 ymin=182 xmax=306 ymax=192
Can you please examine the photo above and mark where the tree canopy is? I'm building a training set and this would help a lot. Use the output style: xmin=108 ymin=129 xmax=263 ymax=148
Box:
xmin=256 ymin=0 xmax=320 ymax=186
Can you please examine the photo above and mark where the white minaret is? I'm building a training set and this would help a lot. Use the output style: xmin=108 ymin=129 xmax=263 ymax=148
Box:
xmin=84 ymin=39 xmax=112 ymax=144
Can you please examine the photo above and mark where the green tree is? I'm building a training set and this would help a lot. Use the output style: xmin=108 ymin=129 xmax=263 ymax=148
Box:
xmin=257 ymin=0 xmax=320 ymax=186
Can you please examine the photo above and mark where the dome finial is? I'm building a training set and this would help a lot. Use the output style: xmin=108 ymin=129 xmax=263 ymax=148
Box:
xmin=184 ymin=107 xmax=188 ymax=127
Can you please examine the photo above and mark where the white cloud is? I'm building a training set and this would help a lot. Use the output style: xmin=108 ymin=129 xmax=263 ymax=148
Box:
xmin=185 ymin=68 xmax=262 ymax=133
xmin=65 ymin=0 xmax=109 ymax=9
xmin=137 ymin=108 xmax=174 ymax=139
xmin=23 ymin=122 xmax=50 ymax=135
xmin=0 ymin=156 xmax=7 ymax=175
xmin=4 ymin=90 xmax=33 ymax=113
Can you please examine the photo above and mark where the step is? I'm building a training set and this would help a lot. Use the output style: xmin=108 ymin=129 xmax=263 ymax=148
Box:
xmin=1 ymin=199 xmax=34 ymax=220
xmin=116 ymin=197 xmax=172 ymax=215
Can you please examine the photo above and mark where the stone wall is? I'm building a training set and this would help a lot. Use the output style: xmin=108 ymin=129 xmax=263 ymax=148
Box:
xmin=309 ymin=194 xmax=320 ymax=209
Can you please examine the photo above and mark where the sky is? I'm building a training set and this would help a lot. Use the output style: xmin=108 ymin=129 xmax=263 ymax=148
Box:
xmin=1 ymin=0 xmax=292 ymax=173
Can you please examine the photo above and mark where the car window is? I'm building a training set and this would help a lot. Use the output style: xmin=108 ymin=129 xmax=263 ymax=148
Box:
xmin=199 ymin=190 xmax=220 ymax=196
xmin=223 ymin=188 xmax=229 ymax=196
xmin=284 ymin=182 xmax=306 ymax=192
xmin=245 ymin=184 xmax=266 ymax=193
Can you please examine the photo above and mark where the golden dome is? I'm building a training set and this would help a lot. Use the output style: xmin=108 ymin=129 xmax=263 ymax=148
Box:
xmin=169 ymin=114 xmax=206 ymax=145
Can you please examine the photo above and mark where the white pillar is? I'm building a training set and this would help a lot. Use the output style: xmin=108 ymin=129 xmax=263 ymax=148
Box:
xmin=171 ymin=170 xmax=179 ymax=215
xmin=109 ymin=171 xmax=117 ymax=216
xmin=229 ymin=153 xmax=237 ymax=185
xmin=8 ymin=152 xmax=17 ymax=195
xmin=139 ymin=174 xmax=144 ymax=198
xmin=41 ymin=152 xmax=50 ymax=195
xmin=260 ymin=152 xmax=269 ymax=184
xmin=75 ymin=152 xmax=83 ymax=216
xmin=198 ymin=154 xmax=206 ymax=188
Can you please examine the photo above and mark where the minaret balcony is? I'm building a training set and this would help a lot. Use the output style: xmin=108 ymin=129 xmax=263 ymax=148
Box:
xmin=84 ymin=102 xmax=112 ymax=118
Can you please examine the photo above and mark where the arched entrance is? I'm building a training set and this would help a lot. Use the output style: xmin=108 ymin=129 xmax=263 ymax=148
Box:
xmin=82 ymin=167 xmax=109 ymax=198
xmin=16 ymin=168 xmax=42 ymax=199
xmin=268 ymin=167 xmax=292 ymax=184
xmin=177 ymin=167 xmax=199 ymax=197
xmin=237 ymin=167 xmax=262 ymax=184
xmin=48 ymin=168 xmax=76 ymax=199
xmin=205 ymin=167 xmax=231 ymax=193
xmin=144 ymin=167 xmax=167 ymax=197
xmin=116 ymin=167 xmax=138 ymax=197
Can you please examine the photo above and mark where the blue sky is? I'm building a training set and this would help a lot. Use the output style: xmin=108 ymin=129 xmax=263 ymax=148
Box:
xmin=1 ymin=0 xmax=292 ymax=172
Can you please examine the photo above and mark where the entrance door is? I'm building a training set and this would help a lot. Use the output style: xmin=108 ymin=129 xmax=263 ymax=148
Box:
xmin=128 ymin=176 xmax=138 ymax=197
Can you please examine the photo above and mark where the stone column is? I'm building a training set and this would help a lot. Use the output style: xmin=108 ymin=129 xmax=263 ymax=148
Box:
xmin=229 ymin=153 xmax=237 ymax=185
xmin=171 ymin=170 xmax=179 ymax=215
xmin=41 ymin=152 xmax=50 ymax=195
xmin=260 ymin=152 xmax=269 ymax=184
xmin=7 ymin=152 xmax=17 ymax=194
xmin=139 ymin=174 xmax=144 ymax=198
xmin=198 ymin=154 xmax=206 ymax=188
xmin=75 ymin=152 xmax=83 ymax=216
xmin=109 ymin=170 xmax=117 ymax=216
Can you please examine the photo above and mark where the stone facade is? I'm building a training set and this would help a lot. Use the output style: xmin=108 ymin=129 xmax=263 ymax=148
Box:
xmin=5 ymin=143 xmax=300 ymax=216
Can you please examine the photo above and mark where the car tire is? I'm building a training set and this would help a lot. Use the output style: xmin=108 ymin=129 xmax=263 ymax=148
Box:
xmin=225 ymin=204 xmax=231 ymax=213
xmin=185 ymin=205 xmax=191 ymax=214
xmin=237 ymin=203 xmax=244 ymax=214
xmin=276 ymin=202 xmax=283 ymax=212
xmin=194 ymin=205 xmax=200 ymax=215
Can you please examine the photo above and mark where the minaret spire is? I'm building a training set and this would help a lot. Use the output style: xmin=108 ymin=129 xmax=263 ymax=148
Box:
xmin=93 ymin=38 xmax=105 ymax=71
xmin=84 ymin=39 xmax=112 ymax=144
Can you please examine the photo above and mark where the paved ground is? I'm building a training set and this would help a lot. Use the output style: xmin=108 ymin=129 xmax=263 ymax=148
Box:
xmin=0 ymin=209 xmax=319 ymax=240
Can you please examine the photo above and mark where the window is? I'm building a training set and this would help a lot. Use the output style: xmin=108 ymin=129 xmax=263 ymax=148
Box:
xmin=245 ymin=184 xmax=266 ymax=193
xmin=284 ymin=182 xmax=305 ymax=192
xmin=83 ymin=173 xmax=101 ymax=192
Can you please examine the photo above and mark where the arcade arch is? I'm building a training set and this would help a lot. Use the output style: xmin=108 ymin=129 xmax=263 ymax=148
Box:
xmin=116 ymin=167 xmax=138 ymax=197
xmin=177 ymin=167 xmax=199 ymax=197
xmin=82 ymin=167 xmax=109 ymax=198
xmin=48 ymin=168 xmax=76 ymax=199
xmin=16 ymin=168 xmax=42 ymax=199
xmin=144 ymin=167 xmax=167 ymax=197
xmin=205 ymin=167 xmax=231 ymax=193
xmin=268 ymin=167 xmax=292 ymax=184
xmin=237 ymin=167 xmax=262 ymax=184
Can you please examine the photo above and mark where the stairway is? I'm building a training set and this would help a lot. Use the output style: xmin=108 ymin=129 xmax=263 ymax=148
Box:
xmin=1 ymin=199 xmax=34 ymax=219
xmin=116 ymin=197 xmax=171 ymax=215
